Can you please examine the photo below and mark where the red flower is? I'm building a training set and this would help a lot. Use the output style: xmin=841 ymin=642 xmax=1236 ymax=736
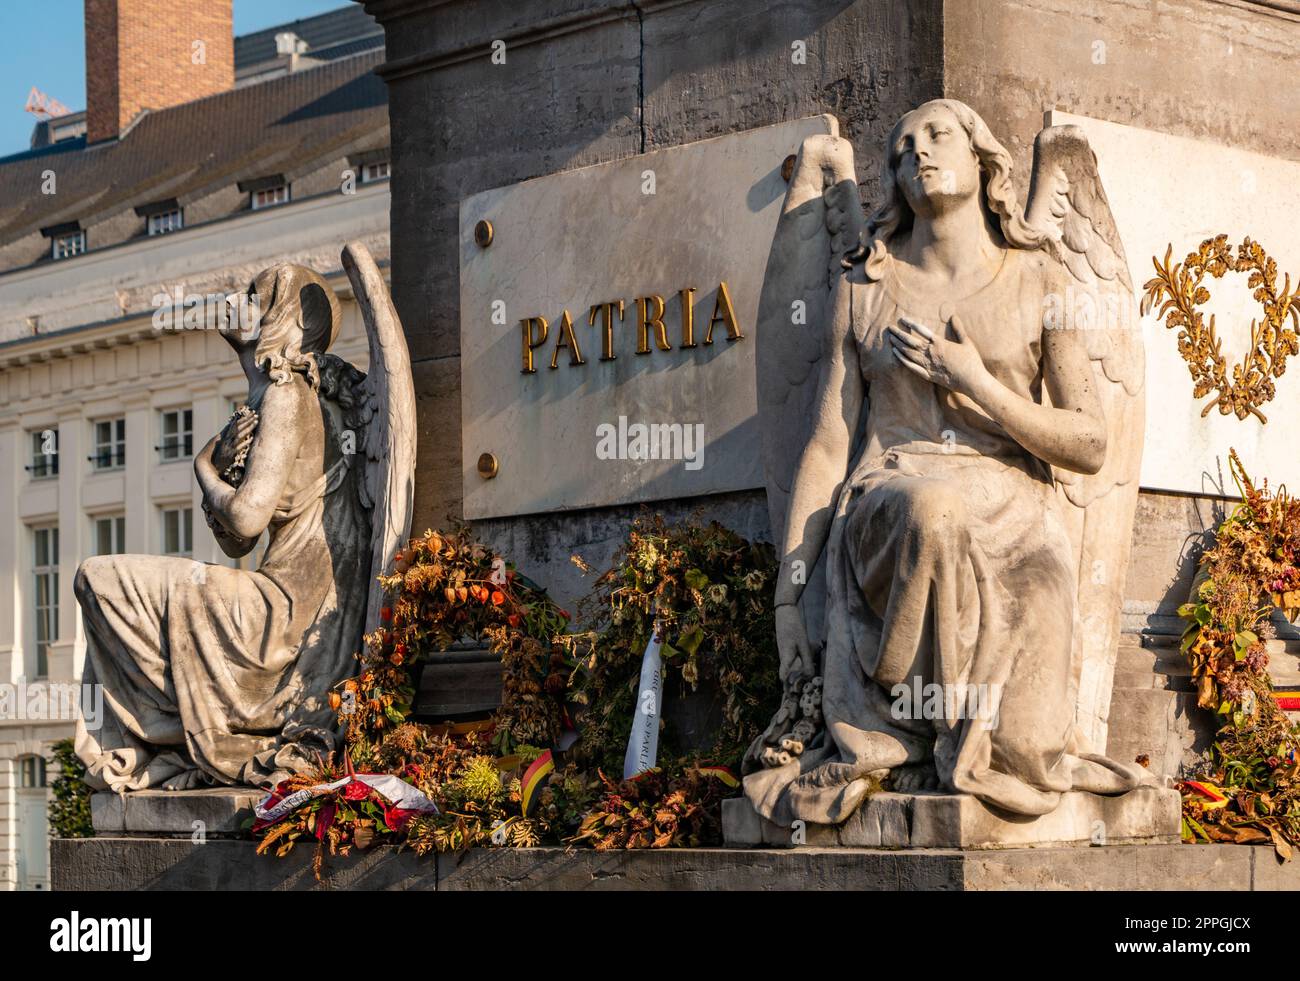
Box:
xmin=491 ymin=590 xmax=506 ymax=606
xmin=507 ymin=613 xmax=522 ymax=628
xmin=382 ymin=803 xmax=418 ymax=832
xmin=315 ymin=802 xmax=336 ymax=841
xmin=380 ymin=606 xmax=393 ymax=622
xmin=558 ymin=608 xmax=571 ymax=620
xmin=344 ymin=779 xmax=371 ymax=801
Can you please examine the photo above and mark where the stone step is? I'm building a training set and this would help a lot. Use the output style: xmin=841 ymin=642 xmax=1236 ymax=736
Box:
xmin=92 ymin=788 xmax=263 ymax=838
xmin=723 ymin=785 xmax=1180 ymax=849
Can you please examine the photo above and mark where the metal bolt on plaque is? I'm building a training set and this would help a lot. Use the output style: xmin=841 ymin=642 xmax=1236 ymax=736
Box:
xmin=477 ymin=452 xmax=499 ymax=479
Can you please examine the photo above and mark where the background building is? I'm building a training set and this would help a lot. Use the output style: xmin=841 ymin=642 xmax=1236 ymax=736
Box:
xmin=0 ymin=0 xmax=390 ymax=890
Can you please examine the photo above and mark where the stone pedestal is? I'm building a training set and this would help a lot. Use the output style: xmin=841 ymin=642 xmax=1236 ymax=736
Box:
xmin=723 ymin=786 xmax=1181 ymax=849
xmin=91 ymin=788 xmax=262 ymax=837
xmin=51 ymin=837 xmax=1297 ymax=891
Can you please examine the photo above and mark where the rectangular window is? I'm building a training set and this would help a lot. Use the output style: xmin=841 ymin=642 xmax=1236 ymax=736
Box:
xmin=147 ymin=208 xmax=183 ymax=236
xmin=162 ymin=507 xmax=193 ymax=557
xmin=51 ymin=230 xmax=85 ymax=259
xmin=251 ymin=184 xmax=289 ymax=210
xmin=91 ymin=417 xmax=126 ymax=470
xmin=361 ymin=161 xmax=390 ymax=183
xmin=158 ymin=408 xmax=193 ymax=461
xmin=28 ymin=429 xmax=58 ymax=479
xmin=19 ymin=756 xmax=47 ymax=788
xmin=32 ymin=526 xmax=58 ymax=679
xmin=93 ymin=515 xmax=126 ymax=556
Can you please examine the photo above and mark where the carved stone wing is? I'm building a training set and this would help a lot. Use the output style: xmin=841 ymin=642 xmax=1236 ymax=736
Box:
xmin=757 ymin=123 xmax=865 ymax=549
xmin=341 ymin=241 xmax=418 ymax=635
xmin=1025 ymin=125 xmax=1146 ymax=753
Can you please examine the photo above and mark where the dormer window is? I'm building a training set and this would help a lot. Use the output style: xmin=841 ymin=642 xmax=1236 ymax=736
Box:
xmin=147 ymin=208 xmax=183 ymax=235
xmin=51 ymin=229 xmax=85 ymax=259
xmin=252 ymin=183 xmax=290 ymax=209
xmin=136 ymin=199 xmax=183 ymax=236
xmin=240 ymin=175 xmax=291 ymax=211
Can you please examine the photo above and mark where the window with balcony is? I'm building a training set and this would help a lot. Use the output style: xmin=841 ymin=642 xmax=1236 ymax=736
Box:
xmin=32 ymin=526 xmax=58 ymax=679
xmin=91 ymin=417 xmax=126 ymax=470
xmin=158 ymin=409 xmax=193 ymax=461
xmin=27 ymin=429 xmax=58 ymax=479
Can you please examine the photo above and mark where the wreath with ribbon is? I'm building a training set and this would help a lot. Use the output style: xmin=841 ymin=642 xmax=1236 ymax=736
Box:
xmin=1141 ymin=235 xmax=1300 ymax=423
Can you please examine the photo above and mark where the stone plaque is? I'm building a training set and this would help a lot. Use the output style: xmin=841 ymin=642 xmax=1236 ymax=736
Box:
xmin=458 ymin=115 xmax=836 ymax=519
xmin=1050 ymin=110 xmax=1300 ymax=497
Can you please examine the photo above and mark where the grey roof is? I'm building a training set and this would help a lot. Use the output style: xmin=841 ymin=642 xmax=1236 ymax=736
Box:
xmin=0 ymin=50 xmax=388 ymax=252
xmin=234 ymin=4 xmax=382 ymax=69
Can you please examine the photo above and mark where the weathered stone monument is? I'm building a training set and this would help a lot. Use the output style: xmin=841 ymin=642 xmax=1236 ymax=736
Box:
xmin=53 ymin=0 xmax=1300 ymax=890
xmin=73 ymin=242 xmax=415 ymax=825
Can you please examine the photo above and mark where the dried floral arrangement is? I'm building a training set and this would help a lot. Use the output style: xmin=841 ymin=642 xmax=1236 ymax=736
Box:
xmin=1141 ymin=235 xmax=1299 ymax=423
xmin=567 ymin=514 xmax=783 ymax=775
xmin=1178 ymin=450 xmax=1300 ymax=858
xmin=338 ymin=526 xmax=574 ymax=765
xmin=251 ymin=519 xmax=778 ymax=875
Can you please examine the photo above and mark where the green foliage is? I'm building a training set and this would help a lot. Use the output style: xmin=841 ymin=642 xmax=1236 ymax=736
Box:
xmin=48 ymin=738 xmax=93 ymax=839
xmin=569 ymin=514 xmax=782 ymax=775
xmin=1178 ymin=451 xmax=1300 ymax=858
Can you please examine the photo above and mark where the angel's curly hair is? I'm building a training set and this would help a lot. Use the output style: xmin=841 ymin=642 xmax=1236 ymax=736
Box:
xmin=847 ymin=99 xmax=1045 ymax=279
xmin=248 ymin=263 xmax=341 ymax=389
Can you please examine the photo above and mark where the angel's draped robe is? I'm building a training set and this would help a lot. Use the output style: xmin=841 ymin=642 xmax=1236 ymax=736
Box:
xmin=73 ymin=384 xmax=369 ymax=791
xmin=744 ymin=245 xmax=1150 ymax=825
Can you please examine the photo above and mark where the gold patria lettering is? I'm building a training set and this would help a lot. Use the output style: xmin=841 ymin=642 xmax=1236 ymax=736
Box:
xmin=549 ymin=309 xmax=586 ymax=369
xmin=523 ymin=281 xmax=741 ymax=370
xmin=520 ymin=316 xmax=549 ymax=374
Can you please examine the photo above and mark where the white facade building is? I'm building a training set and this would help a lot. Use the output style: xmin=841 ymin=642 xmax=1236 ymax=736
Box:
xmin=0 ymin=5 xmax=390 ymax=889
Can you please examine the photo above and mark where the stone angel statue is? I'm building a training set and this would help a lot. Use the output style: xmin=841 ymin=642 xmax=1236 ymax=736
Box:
xmin=743 ymin=100 xmax=1152 ymax=827
xmin=74 ymin=242 xmax=416 ymax=792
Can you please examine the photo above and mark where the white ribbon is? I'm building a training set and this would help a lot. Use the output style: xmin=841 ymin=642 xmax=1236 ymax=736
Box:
xmin=254 ymin=772 xmax=440 ymax=823
xmin=623 ymin=619 xmax=664 ymax=780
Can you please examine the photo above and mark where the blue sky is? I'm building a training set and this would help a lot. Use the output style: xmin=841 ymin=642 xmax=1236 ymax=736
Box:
xmin=0 ymin=1 xmax=352 ymax=156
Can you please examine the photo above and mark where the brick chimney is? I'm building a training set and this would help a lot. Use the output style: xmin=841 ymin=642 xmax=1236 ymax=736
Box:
xmin=84 ymin=0 xmax=234 ymax=144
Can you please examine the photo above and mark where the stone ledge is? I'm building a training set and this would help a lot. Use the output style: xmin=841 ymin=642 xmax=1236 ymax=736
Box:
xmin=91 ymin=788 xmax=263 ymax=837
xmin=723 ymin=786 xmax=1181 ymax=848
xmin=51 ymin=837 xmax=1298 ymax=891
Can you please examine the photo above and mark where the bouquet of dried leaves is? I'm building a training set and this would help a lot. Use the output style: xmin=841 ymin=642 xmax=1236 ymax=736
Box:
xmin=253 ymin=520 xmax=781 ymax=874
xmin=568 ymin=514 xmax=782 ymax=775
xmin=1178 ymin=450 xmax=1300 ymax=858
xmin=569 ymin=765 xmax=731 ymax=850
xmin=338 ymin=525 xmax=574 ymax=766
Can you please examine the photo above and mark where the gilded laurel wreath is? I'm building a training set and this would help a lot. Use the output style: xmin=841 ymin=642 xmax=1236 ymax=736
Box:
xmin=1141 ymin=235 xmax=1300 ymax=423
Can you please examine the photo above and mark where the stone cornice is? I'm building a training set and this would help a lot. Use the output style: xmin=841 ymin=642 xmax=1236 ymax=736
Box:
xmin=0 ymin=266 xmax=383 ymax=370
xmin=369 ymin=0 xmax=702 ymax=81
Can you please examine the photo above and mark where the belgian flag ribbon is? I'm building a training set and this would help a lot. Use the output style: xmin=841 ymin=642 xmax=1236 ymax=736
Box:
xmin=521 ymin=749 xmax=555 ymax=817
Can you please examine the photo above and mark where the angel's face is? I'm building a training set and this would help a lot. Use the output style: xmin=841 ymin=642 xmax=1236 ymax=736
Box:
xmin=218 ymin=280 xmax=265 ymax=349
xmin=892 ymin=105 xmax=980 ymax=217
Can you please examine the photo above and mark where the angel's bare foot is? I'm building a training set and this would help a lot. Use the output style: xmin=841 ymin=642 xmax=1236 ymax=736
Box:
xmin=161 ymin=769 xmax=208 ymax=791
xmin=888 ymin=762 xmax=940 ymax=793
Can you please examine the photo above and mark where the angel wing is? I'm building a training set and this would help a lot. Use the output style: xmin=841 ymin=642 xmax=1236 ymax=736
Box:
xmin=756 ymin=125 xmax=865 ymax=647
xmin=1025 ymin=124 xmax=1146 ymax=754
xmin=341 ymin=241 xmax=418 ymax=635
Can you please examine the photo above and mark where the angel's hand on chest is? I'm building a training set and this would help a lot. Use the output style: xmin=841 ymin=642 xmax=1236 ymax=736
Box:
xmin=886 ymin=315 xmax=989 ymax=398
